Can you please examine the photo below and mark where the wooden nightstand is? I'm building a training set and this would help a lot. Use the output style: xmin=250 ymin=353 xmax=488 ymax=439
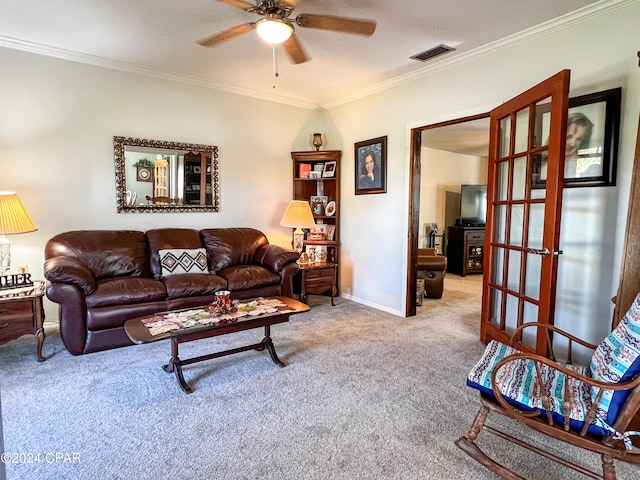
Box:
xmin=298 ymin=262 xmax=338 ymax=306
xmin=0 ymin=284 xmax=46 ymax=362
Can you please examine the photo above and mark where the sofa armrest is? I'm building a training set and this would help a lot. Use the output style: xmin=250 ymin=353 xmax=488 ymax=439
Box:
xmin=44 ymin=256 xmax=96 ymax=295
xmin=254 ymin=244 xmax=300 ymax=273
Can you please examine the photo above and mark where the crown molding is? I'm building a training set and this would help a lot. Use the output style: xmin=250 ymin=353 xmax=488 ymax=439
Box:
xmin=322 ymin=0 xmax=635 ymax=109
xmin=0 ymin=35 xmax=318 ymax=110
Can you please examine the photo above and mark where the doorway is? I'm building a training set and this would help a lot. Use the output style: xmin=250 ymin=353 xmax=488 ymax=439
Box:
xmin=406 ymin=113 xmax=489 ymax=316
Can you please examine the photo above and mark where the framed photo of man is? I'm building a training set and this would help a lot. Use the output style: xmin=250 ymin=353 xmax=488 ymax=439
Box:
xmin=355 ymin=136 xmax=387 ymax=195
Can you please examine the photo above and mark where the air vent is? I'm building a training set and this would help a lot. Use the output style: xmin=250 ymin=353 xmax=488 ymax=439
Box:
xmin=410 ymin=44 xmax=455 ymax=62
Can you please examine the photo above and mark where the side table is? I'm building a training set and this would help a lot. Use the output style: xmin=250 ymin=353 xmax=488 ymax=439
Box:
xmin=0 ymin=283 xmax=46 ymax=362
xmin=298 ymin=262 xmax=338 ymax=306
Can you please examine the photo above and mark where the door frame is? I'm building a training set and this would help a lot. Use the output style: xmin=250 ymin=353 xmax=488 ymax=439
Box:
xmin=406 ymin=112 xmax=489 ymax=316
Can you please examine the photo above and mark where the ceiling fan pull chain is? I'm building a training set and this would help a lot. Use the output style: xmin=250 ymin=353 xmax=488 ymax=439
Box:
xmin=272 ymin=44 xmax=279 ymax=89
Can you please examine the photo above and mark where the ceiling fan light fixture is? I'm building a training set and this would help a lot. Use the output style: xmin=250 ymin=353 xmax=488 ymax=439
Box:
xmin=256 ymin=17 xmax=293 ymax=44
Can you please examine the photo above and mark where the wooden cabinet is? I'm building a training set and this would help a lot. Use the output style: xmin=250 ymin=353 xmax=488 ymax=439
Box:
xmin=0 ymin=289 xmax=46 ymax=361
xmin=291 ymin=150 xmax=341 ymax=299
xmin=447 ymin=226 xmax=485 ymax=276
xmin=299 ymin=263 xmax=338 ymax=306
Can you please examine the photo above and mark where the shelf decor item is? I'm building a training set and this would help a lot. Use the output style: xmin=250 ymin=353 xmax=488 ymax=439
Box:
xmin=0 ymin=192 xmax=37 ymax=274
xmin=280 ymin=200 xmax=316 ymax=252
xmin=312 ymin=133 xmax=323 ymax=151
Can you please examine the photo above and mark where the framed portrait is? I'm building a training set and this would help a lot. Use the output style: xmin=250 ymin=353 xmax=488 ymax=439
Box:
xmin=355 ymin=136 xmax=387 ymax=195
xmin=323 ymin=161 xmax=337 ymax=178
xmin=533 ymin=87 xmax=620 ymax=188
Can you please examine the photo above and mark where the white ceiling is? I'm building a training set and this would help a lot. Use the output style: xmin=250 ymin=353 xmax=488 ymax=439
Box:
xmin=0 ymin=0 xmax=602 ymax=109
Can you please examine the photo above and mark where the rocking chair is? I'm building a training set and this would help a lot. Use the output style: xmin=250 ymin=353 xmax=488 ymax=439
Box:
xmin=456 ymin=293 xmax=640 ymax=479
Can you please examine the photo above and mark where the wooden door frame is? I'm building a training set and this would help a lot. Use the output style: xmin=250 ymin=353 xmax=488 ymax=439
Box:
xmin=406 ymin=113 xmax=489 ymax=316
xmin=613 ymin=115 xmax=640 ymax=328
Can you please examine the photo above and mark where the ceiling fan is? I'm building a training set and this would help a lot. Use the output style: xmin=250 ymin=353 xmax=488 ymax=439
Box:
xmin=197 ymin=0 xmax=377 ymax=64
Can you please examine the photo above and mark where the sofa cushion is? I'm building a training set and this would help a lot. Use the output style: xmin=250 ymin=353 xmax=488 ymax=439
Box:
xmin=159 ymin=248 xmax=208 ymax=277
xmin=200 ymin=228 xmax=269 ymax=271
xmin=218 ymin=265 xmax=280 ymax=291
xmin=85 ymin=277 xmax=167 ymax=309
xmin=44 ymin=230 xmax=150 ymax=279
xmin=590 ymin=292 xmax=640 ymax=427
xmin=161 ymin=273 xmax=227 ymax=299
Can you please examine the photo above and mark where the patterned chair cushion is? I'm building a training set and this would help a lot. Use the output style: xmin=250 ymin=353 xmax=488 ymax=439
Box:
xmin=590 ymin=292 xmax=640 ymax=428
xmin=158 ymin=248 xmax=208 ymax=277
xmin=467 ymin=339 xmax=611 ymax=437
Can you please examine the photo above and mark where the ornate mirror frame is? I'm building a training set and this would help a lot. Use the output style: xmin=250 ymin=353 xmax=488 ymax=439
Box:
xmin=114 ymin=136 xmax=219 ymax=213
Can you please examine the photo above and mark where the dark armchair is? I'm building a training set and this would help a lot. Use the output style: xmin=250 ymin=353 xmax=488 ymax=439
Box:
xmin=417 ymin=248 xmax=447 ymax=299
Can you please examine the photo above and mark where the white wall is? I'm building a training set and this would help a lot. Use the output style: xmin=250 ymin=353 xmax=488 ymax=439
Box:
xmin=418 ymin=148 xmax=487 ymax=247
xmin=328 ymin=1 xmax=640 ymax=335
xmin=0 ymin=48 xmax=320 ymax=319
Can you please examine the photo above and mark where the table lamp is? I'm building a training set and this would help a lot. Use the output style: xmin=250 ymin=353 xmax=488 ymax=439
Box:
xmin=280 ymin=200 xmax=316 ymax=252
xmin=0 ymin=192 xmax=37 ymax=273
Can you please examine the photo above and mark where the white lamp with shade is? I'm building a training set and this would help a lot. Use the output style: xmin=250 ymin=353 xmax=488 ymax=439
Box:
xmin=280 ymin=200 xmax=315 ymax=252
xmin=0 ymin=192 xmax=37 ymax=274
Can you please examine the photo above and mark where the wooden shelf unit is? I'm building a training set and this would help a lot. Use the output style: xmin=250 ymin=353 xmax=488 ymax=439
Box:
xmin=291 ymin=150 xmax=341 ymax=297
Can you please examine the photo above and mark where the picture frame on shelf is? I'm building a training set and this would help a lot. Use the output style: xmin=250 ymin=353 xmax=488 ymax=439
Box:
xmin=315 ymin=246 xmax=328 ymax=263
xmin=309 ymin=171 xmax=321 ymax=179
xmin=306 ymin=245 xmax=317 ymax=262
xmin=194 ymin=166 xmax=201 ymax=174
xmin=310 ymin=195 xmax=328 ymax=215
xmin=322 ymin=161 xmax=337 ymax=178
xmin=325 ymin=201 xmax=336 ymax=217
xmin=355 ymin=136 xmax=387 ymax=195
xmin=533 ymin=87 xmax=620 ymax=188
xmin=308 ymin=225 xmax=326 ymax=241
xmin=326 ymin=224 xmax=336 ymax=241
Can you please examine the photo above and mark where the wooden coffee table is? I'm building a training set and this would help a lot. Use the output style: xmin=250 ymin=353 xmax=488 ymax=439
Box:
xmin=124 ymin=296 xmax=309 ymax=393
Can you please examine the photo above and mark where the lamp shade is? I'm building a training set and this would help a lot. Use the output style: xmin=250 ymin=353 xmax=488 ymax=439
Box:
xmin=280 ymin=200 xmax=315 ymax=229
xmin=0 ymin=192 xmax=37 ymax=235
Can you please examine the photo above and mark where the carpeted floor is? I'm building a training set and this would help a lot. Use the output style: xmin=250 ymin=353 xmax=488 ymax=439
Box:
xmin=1 ymin=275 xmax=638 ymax=479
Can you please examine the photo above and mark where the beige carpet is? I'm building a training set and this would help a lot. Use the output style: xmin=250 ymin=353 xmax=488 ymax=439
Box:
xmin=1 ymin=274 xmax=638 ymax=479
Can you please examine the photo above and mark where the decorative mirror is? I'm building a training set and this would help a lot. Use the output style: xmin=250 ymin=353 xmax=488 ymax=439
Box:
xmin=114 ymin=136 xmax=219 ymax=213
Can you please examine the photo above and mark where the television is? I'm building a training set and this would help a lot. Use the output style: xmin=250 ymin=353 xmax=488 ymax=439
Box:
xmin=459 ymin=184 xmax=487 ymax=226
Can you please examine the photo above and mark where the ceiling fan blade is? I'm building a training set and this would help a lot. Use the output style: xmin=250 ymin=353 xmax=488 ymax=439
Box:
xmin=295 ymin=14 xmax=376 ymax=36
xmin=283 ymin=34 xmax=309 ymax=64
xmin=197 ymin=23 xmax=255 ymax=47
xmin=215 ymin=0 xmax=256 ymax=11
xmin=280 ymin=0 xmax=301 ymax=9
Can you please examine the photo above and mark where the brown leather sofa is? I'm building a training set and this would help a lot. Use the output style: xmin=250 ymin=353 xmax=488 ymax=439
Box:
xmin=44 ymin=228 xmax=300 ymax=355
xmin=417 ymin=248 xmax=447 ymax=299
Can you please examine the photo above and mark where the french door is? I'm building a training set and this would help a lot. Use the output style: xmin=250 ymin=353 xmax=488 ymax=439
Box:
xmin=481 ymin=70 xmax=570 ymax=355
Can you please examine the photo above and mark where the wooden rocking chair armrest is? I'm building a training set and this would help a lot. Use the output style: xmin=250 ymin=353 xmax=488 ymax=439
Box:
xmin=510 ymin=322 xmax=599 ymax=363
xmin=510 ymin=322 xmax=599 ymax=350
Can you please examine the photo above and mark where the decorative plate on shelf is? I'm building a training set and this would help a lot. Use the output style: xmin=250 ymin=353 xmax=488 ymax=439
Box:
xmin=325 ymin=201 xmax=336 ymax=216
